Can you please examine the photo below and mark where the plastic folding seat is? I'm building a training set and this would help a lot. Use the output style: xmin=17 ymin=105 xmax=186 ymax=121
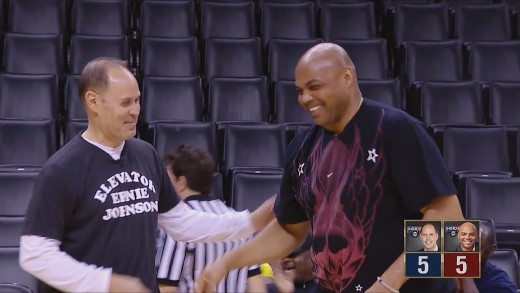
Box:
xmin=467 ymin=41 xmax=520 ymax=82
xmin=3 ymin=33 xmax=64 ymax=75
xmin=7 ymin=0 xmax=67 ymax=34
xmin=211 ymin=172 xmax=223 ymax=201
xmin=0 ymin=168 xmax=40 ymax=216
xmin=392 ymin=3 xmax=449 ymax=49
xmin=0 ymin=119 xmax=57 ymax=166
xmin=207 ymin=77 xmax=269 ymax=123
xmin=489 ymin=249 xmax=520 ymax=289
xmin=0 ymin=283 xmax=32 ymax=293
xmin=261 ymin=2 xmax=317 ymax=48
xmin=465 ymin=177 xmax=520 ymax=253
xmin=142 ymin=76 xmax=203 ymax=124
xmin=416 ymin=81 xmax=484 ymax=128
xmin=153 ymin=122 xmax=217 ymax=161
xmin=358 ymin=79 xmax=402 ymax=108
xmin=488 ymin=82 xmax=520 ymax=126
xmin=0 ymin=247 xmax=38 ymax=293
xmin=200 ymin=1 xmax=256 ymax=39
xmin=442 ymin=126 xmax=510 ymax=176
xmin=204 ymin=38 xmax=263 ymax=81
xmin=0 ymin=74 xmax=59 ymax=120
xmin=274 ymin=80 xmax=313 ymax=124
xmin=268 ymin=39 xmax=323 ymax=82
xmin=334 ymin=39 xmax=389 ymax=80
xmin=72 ymin=0 xmax=129 ymax=36
xmin=63 ymin=120 xmax=88 ymax=144
xmin=0 ymin=217 xmax=24 ymax=247
xmin=139 ymin=0 xmax=196 ymax=38
xmin=294 ymin=124 xmax=313 ymax=138
xmin=222 ymin=124 xmax=286 ymax=175
xmin=68 ymin=35 xmax=129 ymax=75
xmin=64 ymin=74 xmax=86 ymax=122
xmin=140 ymin=37 xmax=199 ymax=77
xmin=454 ymin=4 xmax=511 ymax=42
xmin=320 ymin=2 xmax=376 ymax=41
xmin=229 ymin=169 xmax=283 ymax=211
xmin=401 ymin=40 xmax=463 ymax=89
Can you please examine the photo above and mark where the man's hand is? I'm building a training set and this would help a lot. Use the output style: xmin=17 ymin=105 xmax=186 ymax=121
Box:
xmin=194 ymin=257 xmax=230 ymax=293
xmin=109 ymin=273 xmax=150 ymax=293
xmin=271 ymin=260 xmax=295 ymax=293
xmin=250 ymin=195 xmax=277 ymax=231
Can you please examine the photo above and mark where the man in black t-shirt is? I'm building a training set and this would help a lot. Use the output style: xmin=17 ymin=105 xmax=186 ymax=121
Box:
xmin=19 ymin=58 xmax=274 ymax=293
xmin=195 ymin=43 xmax=464 ymax=293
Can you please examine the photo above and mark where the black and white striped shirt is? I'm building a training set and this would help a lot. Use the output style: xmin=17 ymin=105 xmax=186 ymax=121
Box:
xmin=156 ymin=194 xmax=260 ymax=292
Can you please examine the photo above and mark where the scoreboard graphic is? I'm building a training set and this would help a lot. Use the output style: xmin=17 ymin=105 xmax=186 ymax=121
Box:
xmin=404 ymin=220 xmax=480 ymax=278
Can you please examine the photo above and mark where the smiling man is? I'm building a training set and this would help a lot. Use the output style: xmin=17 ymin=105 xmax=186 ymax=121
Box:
xmin=419 ymin=223 xmax=439 ymax=252
xmin=456 ymin=222 xmax=479 ymax=252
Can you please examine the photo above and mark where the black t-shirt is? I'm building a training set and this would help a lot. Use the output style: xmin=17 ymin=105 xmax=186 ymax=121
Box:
xmin=275 ymin=99 xmax=457 ymax=293
xmin=23 ymin=135 xmax=180 ymax=292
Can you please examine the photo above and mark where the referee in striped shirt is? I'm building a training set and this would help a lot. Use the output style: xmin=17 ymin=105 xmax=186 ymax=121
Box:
xmin=155 ymin=145 xmax=267 ymax=293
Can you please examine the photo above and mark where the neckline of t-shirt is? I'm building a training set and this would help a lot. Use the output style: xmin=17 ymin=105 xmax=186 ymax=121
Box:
xmin=323 ymin=97 xmax=365 ymax=137
xmin=80 ymin=135 xmax=126 ymax=161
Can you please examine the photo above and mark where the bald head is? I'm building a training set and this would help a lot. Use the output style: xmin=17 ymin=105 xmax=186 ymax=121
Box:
xmin=458 ymin=222 xmax=478 ymax=251
xmin=296 ymin=43 xmax=354 ymax=72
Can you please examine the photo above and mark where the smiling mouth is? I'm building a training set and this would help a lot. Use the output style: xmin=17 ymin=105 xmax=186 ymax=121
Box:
xmin=309 ymin=106 xmax=321 ymax=112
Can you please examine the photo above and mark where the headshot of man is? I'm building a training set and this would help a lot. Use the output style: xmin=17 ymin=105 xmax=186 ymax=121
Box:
xmin=419 ymin=223 xmax=439 ymax=252
xmin=456 ymin=222 xmax=479 ymax=252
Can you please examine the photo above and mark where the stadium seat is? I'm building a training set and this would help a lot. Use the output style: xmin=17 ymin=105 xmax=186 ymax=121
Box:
xmin=63 ymin=120 xmax=88 ymax=144
xmin=222 ymin=124 xmax=286 ymax=175
xmin=139 ymin=0 xmax=196 ymax=38
xmin=7 ymin=0 xmax=67 ymax=34
xmin=200 ymin=1 xmax=256 ymax=39
xmin=0 ymin=217 xmax=24 ymax=247
xmin=488 ymin=249 xmax=520 ymax=290
xmin=0 ymin=283 xmax=32 ymax=293
xmin=261 ymin=2 xmax=317 ymax=48
xmin=64 ymin=74 xmax=86 ymax=122
xmin=3 ymin=33 xmax=64 ymax=75
xmin=153 ymin=122 xmax=217 ymax=162
xmin=358 ymin=79 xmax=402 ymax=109
xmin=268 ymin=39 xmax=323 ymax=82
xmin=0 ymin=167 xmax=39 ymax=216
xmin=142 ymin=76 xmax=203 ymax=123
xmin=0 ymin=74 xmax=59 ymax=120
xmin=320 ymin=2 xmax=377 ymax=41
xmin=453 ymin=4 xmax=511 ymax=42
xmin=204 ymin=38 xmax=263 ymax=80
xmin=334 ymin=39 xmax=389 ymax=80
xmin=273 ymin=80 xmax=313 ymax=124
xmin=211 ymin=172 xmax=224 ymax=202
xmin=140 ymin=37 xmax=199 ymax=77
xmin=465 ymin=177 xmax=520 ymax=255
xmin=466 ymin=41 xmax=520 ymax=82
xmin=488 ymin=82 xmax=520 ymax=126
xmin=0 ymin=247 xmax=37 ymax=293
xmin=230 ymin=169 xmax=283 ymax=211
xmin=71 ymin=0 xmax=129 ymax=36
xmin=68 ymin=35 xmax=129 ymax=75
xmin=207 ymin=77 xmax=269 ymax=123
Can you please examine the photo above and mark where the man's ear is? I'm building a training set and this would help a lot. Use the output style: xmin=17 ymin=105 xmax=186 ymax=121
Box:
xmin=85 ymin=90 xmax=100 ymax=114
xmin=343 ymin=66 xmax=355 ymax=87
xmin=177 ymin=175 xmax=188 ymax=191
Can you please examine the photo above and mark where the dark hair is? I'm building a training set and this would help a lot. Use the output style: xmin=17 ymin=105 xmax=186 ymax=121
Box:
xmin=163 ymin=145 xmax=215 ymax=194
xmin=78 ymin=57 xmax=128 ymax=105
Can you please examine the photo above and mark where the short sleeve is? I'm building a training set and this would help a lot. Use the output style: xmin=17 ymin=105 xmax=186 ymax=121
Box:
xmin=274 ymin=131 xmax=310 ymax=224
xmin=388 ymin=114 xmax=456 ymax=212
xmin=22 ymin=165 xmax=74 ymax=241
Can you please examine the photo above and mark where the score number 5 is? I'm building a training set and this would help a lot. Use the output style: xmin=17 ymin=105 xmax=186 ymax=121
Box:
xmin=418 ymin=256 xmax=429 ymax=274
xmin=456 ymin=255 xmax=467 ymax=274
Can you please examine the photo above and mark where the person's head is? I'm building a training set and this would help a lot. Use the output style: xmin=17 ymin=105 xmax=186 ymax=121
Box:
xmin=420 ymin=223 xmax=439 ymax=251
xmin=281 ymin=235 xmax=316 ymax=283
xmin=163 ymin=145 xmax=215 ymax=199
xmin=479 ymin=219 xmax=497 ymax=266
xmin=79 ymin=57 xmax=140 ymax=147
xmin=294 ymin=43 xmax=362 ymax=134
xmin=458 ymin=222 xmax=478 ymax=251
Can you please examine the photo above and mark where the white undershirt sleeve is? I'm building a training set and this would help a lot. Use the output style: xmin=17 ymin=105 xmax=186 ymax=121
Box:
xmin=158 ymin=201 xmax=255 ymax=242
xmin=19 ymin=235 xmax=112 ymax=293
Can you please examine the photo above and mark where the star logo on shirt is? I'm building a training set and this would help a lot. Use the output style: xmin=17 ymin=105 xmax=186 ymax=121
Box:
xmin=298 ymin=163 xmax=305 ymax=177
xmin=367 ymin=148 xmax=378 ymax=163
xmin=355 ymin=284 xmax=363 ymax=292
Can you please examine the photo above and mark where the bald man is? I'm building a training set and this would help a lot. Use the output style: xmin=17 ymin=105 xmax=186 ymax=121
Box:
xmin=419 ymin=224 xmax=439 ymax=252
xmin=195 ymin=43 xmax=464 ymax=293
xmin=456 ymin=222 xmax=479 ymax=252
